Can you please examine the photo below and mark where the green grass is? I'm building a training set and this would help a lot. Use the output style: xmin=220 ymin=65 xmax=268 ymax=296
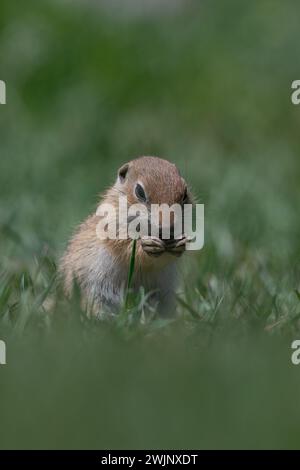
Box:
xmin=1 ymin=0 xmax=300 ymax=449
xmin=124 ymin=238 xmax=137 ymax=309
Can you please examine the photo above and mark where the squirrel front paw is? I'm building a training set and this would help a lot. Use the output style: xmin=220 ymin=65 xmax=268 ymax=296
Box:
xmin=165 ymin=235 xmax=190 ymax=257
xmin=141 ymin=236 xmax=166 ymax=257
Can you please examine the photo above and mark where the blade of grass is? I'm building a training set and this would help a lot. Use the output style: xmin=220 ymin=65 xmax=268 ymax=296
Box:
xmin=295 ymin=289 xmax=300 ymax=302
xmin=176 ymin=294 xmax=202 ymax=320
xmin=125 ymin=239 xmax=137 ymax=309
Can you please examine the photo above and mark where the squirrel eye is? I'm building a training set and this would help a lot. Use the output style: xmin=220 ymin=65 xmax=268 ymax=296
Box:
xmin=135 ymin=183 xmax=147 ymax=202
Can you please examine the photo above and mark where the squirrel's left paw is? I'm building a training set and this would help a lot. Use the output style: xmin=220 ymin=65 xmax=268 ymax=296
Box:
xmin=141 ymin=236 xmax=166 ymax=257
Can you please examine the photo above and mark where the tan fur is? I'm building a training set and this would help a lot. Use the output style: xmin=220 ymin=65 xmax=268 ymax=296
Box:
xmin=59 ymin=156 xmax=191 ymax=315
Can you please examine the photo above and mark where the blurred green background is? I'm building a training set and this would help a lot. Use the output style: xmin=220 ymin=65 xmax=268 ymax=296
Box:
xmin=1 ymin=0 xmax=300 ymax=449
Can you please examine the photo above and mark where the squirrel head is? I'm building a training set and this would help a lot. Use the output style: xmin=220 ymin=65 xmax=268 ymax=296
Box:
xmin=115 ymin=156 xmax=190 ymax=207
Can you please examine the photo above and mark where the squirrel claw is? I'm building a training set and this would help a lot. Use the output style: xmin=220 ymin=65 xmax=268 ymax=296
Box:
xmin=141 ymin=236 xmax=166 ymax=257
xmin=167 ymin=235 xmax=189 ymax=256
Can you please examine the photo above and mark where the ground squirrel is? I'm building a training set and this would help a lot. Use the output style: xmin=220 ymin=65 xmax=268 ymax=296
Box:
xmin=60 ymin=156 xmax=193 ymax=316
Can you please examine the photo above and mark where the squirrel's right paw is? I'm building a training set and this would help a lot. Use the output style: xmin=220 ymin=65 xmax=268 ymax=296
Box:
xmin=141 ymin=236 xmax=166 ymax=257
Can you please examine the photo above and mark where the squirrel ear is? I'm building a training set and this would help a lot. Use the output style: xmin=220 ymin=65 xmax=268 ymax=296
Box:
xmin=118 ymin=163 xmax=129 ymax=183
